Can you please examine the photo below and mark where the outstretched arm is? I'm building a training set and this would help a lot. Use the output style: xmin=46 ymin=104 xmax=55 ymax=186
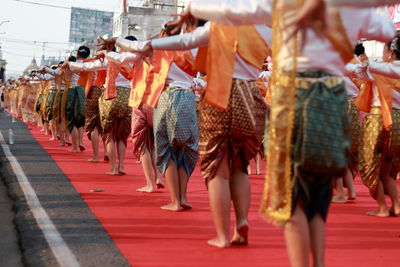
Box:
xmin=105 ymin=51 xmax=140 ymax=65
xmin=68 ymin=60 xmax=108 ymax=72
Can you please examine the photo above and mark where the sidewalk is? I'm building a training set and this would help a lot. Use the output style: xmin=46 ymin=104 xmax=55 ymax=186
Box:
xmin=0 ymin=174 xmax=23 ymax=267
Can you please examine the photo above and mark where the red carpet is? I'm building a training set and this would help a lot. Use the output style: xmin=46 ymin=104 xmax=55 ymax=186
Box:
xmin=26 ymin=122 xmax=400 ymax=267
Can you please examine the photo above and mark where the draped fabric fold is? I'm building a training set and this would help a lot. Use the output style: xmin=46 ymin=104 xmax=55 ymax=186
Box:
xmin=194 ymin=23 xmax=270 ymax=110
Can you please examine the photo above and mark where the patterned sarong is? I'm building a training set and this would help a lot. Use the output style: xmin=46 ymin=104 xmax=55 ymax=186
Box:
xmin=85 ymin=86 xmax=103 ymax=139
xmin=99 ymin=86 xmax=132 ymax=145
xmin=348 ymin=97 xmax=362 ymax=172
xmin=65 ymin=86 xmax=85 ymax=133
xmin=52 ymin=90 xmax=64 ymax=125
xmin=292 ymin=72 xmax=350 ymax=220
xmin=35 ymin=93 xmax=44 ymax=114
xmin=199 ymin=79 xmax=266 ymax=182
xmin=153 ymin=87 xmax=199 ymax=176
xmin=45 ymin=90 xmax=56 ymax=121
xmin=359 ymin=108 xmax=400 ymax=198
xmin=132 ymin=103 xmax=154 ymax=159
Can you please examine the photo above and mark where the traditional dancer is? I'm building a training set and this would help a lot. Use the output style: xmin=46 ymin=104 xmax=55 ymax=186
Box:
xmin=66 ymin=38 xmax=136 ymax=175
xmin=174 ymin=1 xmax=396 ymax=266
xmin=119 ymin=22 xmax=271 ymax=246
xmin=105 ymin=46 xmax=163 ymax=191
xmin=61 ymin=46 xmax=90 ymax=152
xmin=355 ymin=36 xmax=400 ymax=217
xmin=332 ymin=44 xmax=368 ymax=203
xmin=117 ymin=25 xmax=199 ymax=210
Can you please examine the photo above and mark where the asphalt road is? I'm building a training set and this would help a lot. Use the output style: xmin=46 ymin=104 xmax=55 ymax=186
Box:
xmin=0 ymin=111 xmax=130 ymax=267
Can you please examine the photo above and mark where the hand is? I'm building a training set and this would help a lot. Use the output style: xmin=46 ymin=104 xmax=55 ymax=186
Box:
xmin=60 ymin=61 xmax=70 ymax=72
xmin=167 ymin=5 xmax=193 ymax=35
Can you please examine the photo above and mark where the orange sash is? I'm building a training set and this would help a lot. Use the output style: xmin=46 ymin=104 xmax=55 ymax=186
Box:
xmin=355 ymin=72 xmax=400 ymax=130
xmin=104 ymin=63 xmax=132 ymax=100
xmin=129 ymin=50 xmax=195 ymax=108
xmin=193 ymin=23 xmax=270 ymax=110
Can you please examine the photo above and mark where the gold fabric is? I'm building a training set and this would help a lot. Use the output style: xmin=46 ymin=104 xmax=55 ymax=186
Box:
xmin=260 ymin=0 xmax=299 ymax=226
xmin=348 ymin=98 xmax=361 ymax=171
xmin=359 ymin=108 xmax=400 ymax=198
xmin=199 ymin=79 xmax=266 ymax=181
xmin=99 ymin=86 xmax=132 ymax=145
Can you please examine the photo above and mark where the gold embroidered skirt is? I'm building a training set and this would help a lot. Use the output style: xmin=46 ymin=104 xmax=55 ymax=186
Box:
xmin=99 ymin=86 xmax=132 ymax=146
xmin=359 ymin=108 xmax=400 ymax=198
xmin=198 ymin=79 xmax=266 ymax=182
xmin=348 ymin=97 xmax=362 ymax=172
xmin=85 ymin=86 xmax=104 ymax=140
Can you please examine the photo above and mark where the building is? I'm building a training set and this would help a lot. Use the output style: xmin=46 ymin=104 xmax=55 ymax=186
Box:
xmin=22 ymin=58 xmax=39 ymax=75
xmin=40 ymin=56 xmax=62 ymax=68
xmin=69 ymin=7 xmax=114 ymax=52
xmin=113 ymin=0 xmax=188 ymax=40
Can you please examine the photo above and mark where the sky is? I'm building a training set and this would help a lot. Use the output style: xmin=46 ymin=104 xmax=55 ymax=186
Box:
xmin=0 ymin=0 xmax=117 ymax=77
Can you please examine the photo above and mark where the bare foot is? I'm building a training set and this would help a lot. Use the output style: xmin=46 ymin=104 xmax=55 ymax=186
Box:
xmin=49 ymin=137 xmax=56 ymax=141
xmin=231 ymin=222 xmax=249 ymax=246
xmin=160 ymin=203 xmax=181 ymax=211
xmin=331 ymin=195 xmax=347 ymax=204
xmin=68 ymin=149 xmax=79 ymax=153
xmin=136 ymin=185 xmax=155 ymax=193
xmin=181 ymin=200 xmax=192 ymax=210
xmin=207 ymin=237 xmax=230 ymax=248
xmin=118 ymin=169 xmax=126 ymax=175
xmin=389 ymin=206 xmax=400 ymax=217
xmin=106 ymin=170 xmax=119 ymax=176
xmin=66 ymin=141 xmax=72 ymax=146
xmin=88 ymin=158 xmax=99 ymax=162
xmin=59 ymin=142 xmax=66 ymax=146
xmin=366 ymin=209 xmax=390 ymax=217
xmin=347 ymin=193 xmax=357 ymax=201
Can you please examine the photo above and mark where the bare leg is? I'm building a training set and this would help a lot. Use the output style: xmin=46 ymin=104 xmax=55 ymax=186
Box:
xmin=106 ymin=138 xmax=118 ymax=175
xmin=366 ymin=180 xmax=389 ymax=217
xmin=284 ymin=204 xmax=310 ymax=267
xmin=179 ymin=166 xmax=191 ymax=209
xmin=207 ymin=155 xmax=230 ymax=248
xmin=331 ymin=178 xmax=347 ymax=203
xmin=49 ymin=120 xmax=57 ymax=140
xmin=78 ymin=127 xmax=85 ymax=151
xmin=117 ymin=140 xmax=127 ymax=174
xmin=152 ymin=147 xmax=163 ymax=187
xmin=137 ymin=147 xmax=155 ymax=192
xmin=161 ymin=158 xmax=181 ymax=211
xmin=44 ymin=121 xmax=49 ymax=135
xmin=65 ymin=131 xmax=71 ymax=145
xmin=256 ymin=153 xmax=261 ymax=175
xmin=384 ymin=177 xmax=400 ymax=215
xmin=344 ymin=168 xmax=356 ymax=200
xmin=88 ymin=128 xmax=99 ymax=162
xmin=68 ymin=127 xmax=79 ymax=152
xmin=103 ymin=139 xmax=109 ymax=160
xmin=309 ymin=214 xmax=326 ymax=267
xmin=230 ymin=168 xmax=250 ymax=245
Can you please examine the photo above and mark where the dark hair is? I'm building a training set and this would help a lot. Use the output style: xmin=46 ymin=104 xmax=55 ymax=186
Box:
xmin=125 ymin=35 xmax=137 ymax=41
xmin=51 ymin=66 xmax=57 ymax=70
xmin=68 ymin=55 xmax=77 ymax=62
xmin=77 ymin=46 xmax=90 ymax=59
xmin=197 ymin=20 xmax=207 ymax=27
xmin=58 ymin=61 xmax=64 ymax=65
xmin=164 ymin=23 xmax=181 ymax=36
xmin=354 ymin=43 xmax=365 ymax=56
xmin=387 ymin=36 xmax=400 ymax=60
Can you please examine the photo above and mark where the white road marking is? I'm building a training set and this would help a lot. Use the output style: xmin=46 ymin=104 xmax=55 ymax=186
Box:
xmin=0 ymin=131 xmax=80 ymax=267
